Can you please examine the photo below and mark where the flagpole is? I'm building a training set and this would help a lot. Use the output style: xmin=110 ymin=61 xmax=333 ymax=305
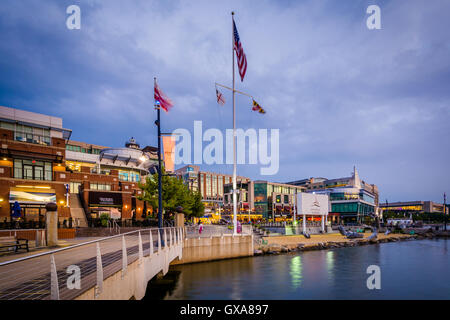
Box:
xmin=155 ymin=77 xmax=163 ymax=231
xmin=232 ymin=11 xmax=237 ymax=235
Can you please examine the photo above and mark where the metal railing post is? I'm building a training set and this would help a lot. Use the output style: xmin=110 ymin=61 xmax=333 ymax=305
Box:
xmin=149 ymin=230 xmax=154 ymax=255
xmin=169 ymin=228 xmax=172 ymax=248
xmin=158 ymin=229 xmax=162 ymax=252
xmin=138 ymin=231 xmax=143 ymax=264
xmin=50 ymin=254 xmax=59 ymax=300
xmin=121 ymin=235 xmax=127 ymax=278
xmin=164 ymin=229 xmax=167 ymax=249
xmin=95 ymin=242 xmax=103 ymax=297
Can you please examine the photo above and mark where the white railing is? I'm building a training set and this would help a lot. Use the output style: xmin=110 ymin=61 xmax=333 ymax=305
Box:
xmin=0 ymin=227 xmax=184 ymax=300
xmin=185 ymin=224 xmax=252 ymax=238
xmin=107 ymin=220 xmax=120 ymax=235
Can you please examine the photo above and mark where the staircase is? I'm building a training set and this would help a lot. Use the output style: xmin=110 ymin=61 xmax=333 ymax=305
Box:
xmin=69 ymin=194 xmax=88 ymax=227
xmin=252 ymin=226 xmax=267 ymax=245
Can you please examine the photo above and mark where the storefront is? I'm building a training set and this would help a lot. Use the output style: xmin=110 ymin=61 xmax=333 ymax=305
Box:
xmin=88 ymin=191 xmax=123 ymax=219
xmin=8 ymin=187 xmax=56 ymax=222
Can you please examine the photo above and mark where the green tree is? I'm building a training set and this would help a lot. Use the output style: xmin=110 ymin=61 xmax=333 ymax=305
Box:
xmin=138 ymin=167 xmax=204 ymax=218
xmin=189 ymin=190 xmax=205 ymax=218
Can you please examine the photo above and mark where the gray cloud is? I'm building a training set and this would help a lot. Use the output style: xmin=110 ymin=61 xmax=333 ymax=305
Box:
xmin=0 ymin=0 xmax=449 ymax=202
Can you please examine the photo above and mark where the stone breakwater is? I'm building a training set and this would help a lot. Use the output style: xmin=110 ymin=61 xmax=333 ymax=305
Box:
xmin=254 ymin=231 xmax=449 ymax=256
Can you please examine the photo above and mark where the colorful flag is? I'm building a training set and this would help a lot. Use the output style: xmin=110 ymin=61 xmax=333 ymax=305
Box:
xmin=252 ymin=99 xmax=266 ymax=114
xmin=154 ymin=82 xmax=173 ymax=112
xmin=216 ymin=88 xmax=226 ymax=105
xmin=233 ymin=20 xmax=247 ymax=82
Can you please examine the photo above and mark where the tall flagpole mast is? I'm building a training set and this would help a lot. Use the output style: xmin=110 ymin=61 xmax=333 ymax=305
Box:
xmin=155 ymin=77 xmax=163 ymax=231
xmin=232 ymin=11 xmax=237 ymax=235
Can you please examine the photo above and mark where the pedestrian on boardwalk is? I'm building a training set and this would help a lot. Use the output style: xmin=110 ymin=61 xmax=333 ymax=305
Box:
xmin=198 ymin=221 xmax=203 ymax=235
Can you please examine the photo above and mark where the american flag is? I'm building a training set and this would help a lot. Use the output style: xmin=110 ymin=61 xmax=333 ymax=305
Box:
xmin=154 ymin=82 xmax=173 ymax=112
xmin=233 ymin=20 xmax=247 ymax=82
xmin=216 ymin=88 xmax=225 ymax=105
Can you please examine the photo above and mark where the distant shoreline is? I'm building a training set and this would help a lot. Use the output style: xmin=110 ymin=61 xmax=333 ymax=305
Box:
xmin=254 ymin=231 xmax=450 ymax=256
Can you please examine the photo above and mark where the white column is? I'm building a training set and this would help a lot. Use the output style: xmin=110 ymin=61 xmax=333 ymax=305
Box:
xmin=303 ymin=214 xmax=306 ymax=233
xmin=321 ymin=215 xmax=325 ymax=232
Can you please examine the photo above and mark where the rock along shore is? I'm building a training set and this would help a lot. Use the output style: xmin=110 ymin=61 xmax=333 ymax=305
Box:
xmin=254 ymin=231 xmax=449 ymax=256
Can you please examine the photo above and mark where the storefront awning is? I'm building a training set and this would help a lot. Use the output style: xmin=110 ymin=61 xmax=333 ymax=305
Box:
xmin=9 ymin=189 xmax=56 ymax=204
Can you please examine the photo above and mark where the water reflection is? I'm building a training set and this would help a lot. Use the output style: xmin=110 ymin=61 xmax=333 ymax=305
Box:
xmin=289 ymin=256 xmax=302 ymax=289
xmin=156 ymin=239 xmax=450 ymax=300
xmin=326 ymin=250 xmax=335 ymax=281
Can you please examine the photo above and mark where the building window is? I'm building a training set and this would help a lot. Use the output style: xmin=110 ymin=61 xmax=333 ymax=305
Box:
xmin=212 ymin=176 xmax=217 ymax=197
xmin=119 ymin=170 xmax=140 ymax=182
xmin=284 ymin=195 xmax=289 ymax=204
xmin=13 ymin=159 xmax=52 ymax=181
xmin=91 ymin=183 xmax=111 ymax=191
xmin=206 ymin=175 xmax=211 ymax=197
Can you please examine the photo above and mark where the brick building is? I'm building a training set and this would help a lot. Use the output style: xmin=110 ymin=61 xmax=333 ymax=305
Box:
xmin=0 ymin=106 xmax=157 ymax=227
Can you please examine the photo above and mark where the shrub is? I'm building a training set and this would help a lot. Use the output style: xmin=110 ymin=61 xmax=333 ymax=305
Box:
xmin=100 ymin=213 xmax=109 ymax=227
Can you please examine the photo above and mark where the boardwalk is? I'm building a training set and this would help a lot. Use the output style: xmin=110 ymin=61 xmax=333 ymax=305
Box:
xmin=0 ymin=227 xmax=183 ymax=300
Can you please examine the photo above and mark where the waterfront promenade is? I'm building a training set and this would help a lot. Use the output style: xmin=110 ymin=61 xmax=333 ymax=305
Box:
xmin=0 ymin=228 xmax=184 ymax=300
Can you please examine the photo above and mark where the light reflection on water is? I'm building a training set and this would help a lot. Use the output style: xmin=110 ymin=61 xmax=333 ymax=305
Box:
xmin=164 ymin=239 xmax=450 ymax=300
xmin=289 ymin=256 xmax=302 ymax=290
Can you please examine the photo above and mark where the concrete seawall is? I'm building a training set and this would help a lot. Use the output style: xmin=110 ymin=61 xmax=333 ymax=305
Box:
xmin=170 ymin=234 xmax=254 ymax=265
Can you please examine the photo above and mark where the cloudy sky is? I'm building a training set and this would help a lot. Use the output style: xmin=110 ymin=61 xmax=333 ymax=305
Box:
xmin=1 ymin=0 xmax=449 ymax=203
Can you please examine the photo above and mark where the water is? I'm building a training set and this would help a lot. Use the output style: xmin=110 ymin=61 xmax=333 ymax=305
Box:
xmin=162 ymin=239 xmax=450 ymax=300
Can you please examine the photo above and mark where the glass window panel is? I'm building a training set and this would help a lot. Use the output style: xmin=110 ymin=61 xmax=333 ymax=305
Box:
xmin=34 ymin=166 xmax=43 ymax=180
xmin=24 ymin=165 xmax=33 ymax=179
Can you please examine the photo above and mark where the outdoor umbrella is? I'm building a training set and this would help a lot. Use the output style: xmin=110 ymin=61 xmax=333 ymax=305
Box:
xmin=11 ymin=201 xmax=22 ymax=218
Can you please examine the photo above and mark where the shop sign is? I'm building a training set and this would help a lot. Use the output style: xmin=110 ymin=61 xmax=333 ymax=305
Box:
xmin=89 ymin=192 xmax=122 ymax=206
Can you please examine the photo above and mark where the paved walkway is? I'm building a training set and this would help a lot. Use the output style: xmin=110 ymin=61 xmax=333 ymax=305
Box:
xmin=0 ymin=231 xmax=170 ymax=300
xmin=0 ymin=237 xmax=104 ymax=263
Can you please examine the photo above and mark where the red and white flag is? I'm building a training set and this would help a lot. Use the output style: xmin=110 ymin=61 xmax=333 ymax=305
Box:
xmin=233 ymin=20 xmax=247 ymax=82
xmin=154 ymin=82 xmax=173 ymax=112
xmin=216 ymin=88 xmax=225 ymax=105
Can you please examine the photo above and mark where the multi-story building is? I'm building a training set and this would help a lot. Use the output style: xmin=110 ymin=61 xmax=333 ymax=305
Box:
xmin=287 ymin=167 xmax=379 ymax=224
xmin=222 ymin=180 xmax=305 ymax=221
xmin=0 ymin=106 xmax=72 ymax=225
xmin=174 ymin=165 xmax=250 ymax=213
xmin=379 ymin=201 xmax=445 ymax=216
xmin=0 ymin=106 xmax=157 ymax=227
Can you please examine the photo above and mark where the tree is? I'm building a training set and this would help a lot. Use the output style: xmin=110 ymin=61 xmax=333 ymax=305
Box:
xmin=189 ymin=190 xmax=205 ymax=218
xmin=138 ymin=167 xmax=204 ymax=219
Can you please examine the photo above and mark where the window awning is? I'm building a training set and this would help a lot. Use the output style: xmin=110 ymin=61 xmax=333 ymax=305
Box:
xmin=9 ymin=189 xmax=56 ymax=204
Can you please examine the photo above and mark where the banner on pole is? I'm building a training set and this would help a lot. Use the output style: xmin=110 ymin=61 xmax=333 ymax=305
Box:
xmin=162 ymin=135 xmax=176 ymax=172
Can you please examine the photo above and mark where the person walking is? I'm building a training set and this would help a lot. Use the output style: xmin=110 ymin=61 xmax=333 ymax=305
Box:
xmin=198 ymin=221 xmax=203 ymax=235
